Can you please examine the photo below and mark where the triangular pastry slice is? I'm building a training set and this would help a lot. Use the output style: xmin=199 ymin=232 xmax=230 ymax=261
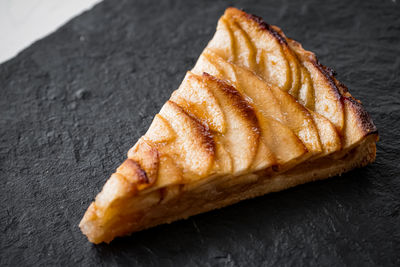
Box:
xmin=80 ymin=8 xmax=378 ymax=244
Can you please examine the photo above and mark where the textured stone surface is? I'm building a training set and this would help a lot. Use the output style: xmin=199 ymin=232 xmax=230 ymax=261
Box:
xmin=1 ymin=0 xmax=399 ymax=266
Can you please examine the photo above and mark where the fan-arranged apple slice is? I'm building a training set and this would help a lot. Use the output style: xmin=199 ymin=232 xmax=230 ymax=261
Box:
xmin=185 ymin=66 xmax=308 ymax=168
xmin=193 ymin=49 xmax=340 ymax=157
xmin=206 ymin=8 xmax=345 ymax=133
xmin=80 ymin=8 xmax=377 ymax=244
xmin=214 ymin=17 xmax=292 ymax=91
xmin=286 ymin=37 xmax=376 ymax=148
xmin=171 ymin=72 xmax=264 ymax=173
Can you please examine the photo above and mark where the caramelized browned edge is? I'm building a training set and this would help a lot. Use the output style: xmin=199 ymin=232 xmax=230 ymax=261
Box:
xmin=167 ymin=99 xmax=216 ymax=156
xmin=119 ymin=159 xmax=150 ymax=184
xmin=202 ymin=72 xmax=261 ymax=134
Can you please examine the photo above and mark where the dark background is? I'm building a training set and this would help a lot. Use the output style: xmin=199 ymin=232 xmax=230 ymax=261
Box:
xmin=1 ymin=0 xmax=399 ymax=266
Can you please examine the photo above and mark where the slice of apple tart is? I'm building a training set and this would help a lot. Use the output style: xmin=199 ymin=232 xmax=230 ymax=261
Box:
xmin=80 ymin=7 xmax=378 ymax=244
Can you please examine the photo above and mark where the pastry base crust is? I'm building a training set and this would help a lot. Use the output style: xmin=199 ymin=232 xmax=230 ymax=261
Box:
xmin=81 ymin=134 xmax=376 ymax=243
xmin=139 ymin=135 xmax=376 ymax=228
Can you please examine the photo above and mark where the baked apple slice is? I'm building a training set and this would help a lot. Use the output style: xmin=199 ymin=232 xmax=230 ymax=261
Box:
xmin=193 ymin=49 xmax=344 ymax=157
xmin=206 ymin=7 xmax=345 ymax=133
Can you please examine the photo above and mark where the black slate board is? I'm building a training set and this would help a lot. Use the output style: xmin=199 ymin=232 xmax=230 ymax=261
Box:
xmin=1 ymin=0 xmax=400 ymax=266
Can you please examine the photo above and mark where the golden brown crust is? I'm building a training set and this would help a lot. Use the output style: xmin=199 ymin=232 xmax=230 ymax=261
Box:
xmin=143 ymin=136 xmax=375 ymax=235
xmin=82 ymin=135 xmax=376 ymax=243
